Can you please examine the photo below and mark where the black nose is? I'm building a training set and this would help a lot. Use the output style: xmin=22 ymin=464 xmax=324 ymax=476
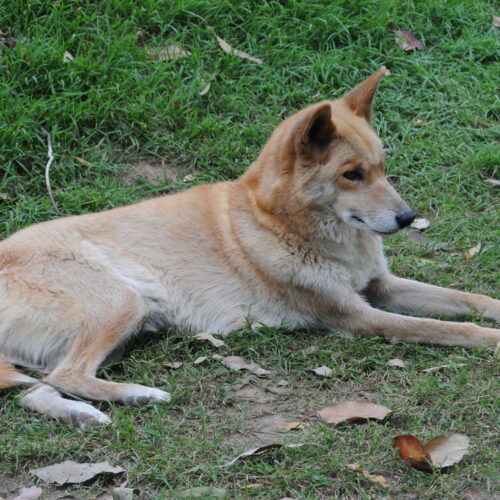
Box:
xmin=396 ymin=209 xmax=416 ymax=229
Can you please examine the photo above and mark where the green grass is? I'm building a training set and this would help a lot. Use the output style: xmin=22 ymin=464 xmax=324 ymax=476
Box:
xmin=0 ymin=0 xmax=499 ymax=498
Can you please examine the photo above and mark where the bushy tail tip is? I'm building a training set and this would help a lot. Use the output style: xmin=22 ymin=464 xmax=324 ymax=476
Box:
xmin=0 ymin=358 xmax=38 ymax=390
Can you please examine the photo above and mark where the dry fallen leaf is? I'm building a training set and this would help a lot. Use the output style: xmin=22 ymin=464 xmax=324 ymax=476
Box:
xmin=407 ymin=230 xmax=428 ymax=244
xmin=194 ymin=332 xmax=227 ymax=348
xmin=112 ymin=487 xmax=134 ymax=500
xmin=221 ymin=355 xmax=271 ymax=376
xmin=388 ymin=358 xmax=405 ymax=368
xmin=394 ymin=433 xmax=469 ymax=471
xmin=483 ymin=178 xmax=500 ymax=187
xmin=318 ymin=401 xmax=391 ymax=425
xmin=394 ymin=30 xmax=424 ymax=51
xmin=210 ymin=28 xmax=263 ymax=64
xmin=75 ymin=156 xmax=91 ymax=165
xmin=163 ymin=361 xmax=183 ymax=369
xmin=30 ymin=461 xmax=124 ymax=485
xmin=63 ymin=51 xmax=74 ymax=63
xmin=194 ymin=356 xmax=208 ymax=364
xmin=425 ymin=433 xmax=470 ymax=467
xmin=465 ymin=242 xmax=481 ymax=260
xmin=12 ymin=487 xmax=43 ymax=500
xmin=394 ymin=435 xmax=431 ymax=471
xmin=221 ymin=443 xmax=307 ymax=467
xmin=411 ymin=217 xmax=430 ymax=230
xmin=280 ymin=421 xmax=308 ymax=431
xmin=199 ymin=82 xmax=211 ymax=96
xmin=493 ymin=14 xmax=500 ymax=28
xmin=347 ymin=463 xmax=389 ymax=489
xmin=311 ymin=365 xmax=333 ymax=377
xmin=146 ymin=44 xmax=191 ymax=62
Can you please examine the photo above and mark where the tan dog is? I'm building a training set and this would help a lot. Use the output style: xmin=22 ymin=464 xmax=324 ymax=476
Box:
xmin=1 ymin=68 xmax=499 ymax=427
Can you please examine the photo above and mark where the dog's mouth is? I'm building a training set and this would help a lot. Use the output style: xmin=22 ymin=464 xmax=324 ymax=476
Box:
xmin=351 ymin=215 xmax=395 ymax=236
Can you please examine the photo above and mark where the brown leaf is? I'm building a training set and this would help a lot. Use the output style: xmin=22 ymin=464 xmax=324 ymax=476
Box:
xmin=393 ymin=435 xmax=432 ymax=471
xmin=210 ymin=29 xmax=263 ymax=64
xmin=394 ymin=30 xmax=424 ymax=51
xmin=425 ymin=433 xmax=469 ymax=467
xmin=280 ymin=421 xmax=308 ymax=431
xmin=146 ymin=44 xmax=190 ymax=62
xmin=221 ymin=443 xmax=307 ymax=467
xmin=318 ymin=401 xmax=391 ymax=425
xmin=12 ymin=487 xmax=43 ymax=500
xmin=311 ymin=365 xmax=333 ymax=377
xmin=221 ymin=355 xmax=271 ymax=376
xmin=465 ymin=242 xmax=481 ymax=260
xmin=347 ymin=463 xmax=389 ymax=489
xmin=493 ymin=14 xmax=500 ymax=28
xmin=387 ymin=358 xmax=405 ymax=368
xmin=162 ymin=361 xmax=183 ymax=369
xmin=75 ymin=156 xmax=91 ymax=165
xmin=194 ymin=332 xmax=227 ymax=348
xmin=30 ymin=461 xmax=124 ymax=485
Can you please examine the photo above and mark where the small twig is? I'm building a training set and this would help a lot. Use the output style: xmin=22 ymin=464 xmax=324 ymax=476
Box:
xmin=44 ymin=132 xmax=61 ymax=214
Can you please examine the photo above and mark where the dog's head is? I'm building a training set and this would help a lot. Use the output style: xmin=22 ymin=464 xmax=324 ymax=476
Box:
xmin=244 ymin=67 xmax=415 ymax=236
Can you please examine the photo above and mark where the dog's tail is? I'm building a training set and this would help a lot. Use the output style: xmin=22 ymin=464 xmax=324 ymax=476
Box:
xmin=0 ymin=358 xmax=38 ymax=389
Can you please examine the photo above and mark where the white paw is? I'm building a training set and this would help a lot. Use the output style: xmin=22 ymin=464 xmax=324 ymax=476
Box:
xmin=66 ymin=401 xmax=112 ymax=429
xmin=121 ymin=386 xmax=172 ymax=406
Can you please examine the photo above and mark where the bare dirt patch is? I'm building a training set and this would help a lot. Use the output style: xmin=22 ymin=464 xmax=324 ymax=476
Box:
xmin=123 ymin=160 xmax=178 ymax=186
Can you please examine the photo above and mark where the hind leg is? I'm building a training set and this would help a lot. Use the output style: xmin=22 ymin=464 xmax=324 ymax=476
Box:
xmin=44 ymin=290 xmax=171 ymax=407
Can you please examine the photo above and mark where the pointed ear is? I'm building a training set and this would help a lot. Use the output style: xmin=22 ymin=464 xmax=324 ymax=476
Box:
xmin=294 ymin=103 xmax=336 ymax=161
xmin=343 ymin=66 xmax=386 ymax=122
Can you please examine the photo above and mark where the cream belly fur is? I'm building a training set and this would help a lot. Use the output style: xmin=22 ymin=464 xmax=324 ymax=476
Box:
xmin=1 ymin=67 xmax=499 ymax=428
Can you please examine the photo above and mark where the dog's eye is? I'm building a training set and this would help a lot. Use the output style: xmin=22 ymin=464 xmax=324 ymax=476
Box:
xmin=343 ymin=170 xmax=363 ymax=181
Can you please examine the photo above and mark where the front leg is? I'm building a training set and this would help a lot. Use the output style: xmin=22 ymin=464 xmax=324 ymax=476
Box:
xmin=322 ymin=292 xmax=500 ymax=348
xmin=364 ymin=273 xmax=500 ymax=322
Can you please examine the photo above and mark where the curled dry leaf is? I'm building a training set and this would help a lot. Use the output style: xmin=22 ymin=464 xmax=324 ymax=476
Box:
xmin=199 ymin=82 xmax=211 ymax=96
xmin=388 ymin=358 xmax=405 ymax=368
xmin=280 ymin=421 xmax=308 ymax=431
xmin=394 ymin=30 xmax=424 ymax=51
xmin=221 ymin=355 xmax=271 ymax=376
xmin=12 ymin=487 xmax=43 ymax=500
xmin=347 ymin=463 xmax=389 ymax=489
xmin=30 ymin=461 xmax=124 ymax=485
xmin=411 ymin=217 xmax=430 ymax=230
xmin=394 ymin=433 xmax=469 ymax=470
xmin=194 ymin=332 xmax=226 ymax=348
xmin=163 ymin=361 xmax=183 ymax=369
xmin=146 ymin=44 xmax=190 ymax=62
xmin=311 ymin=365 xmax=333 ymax=377
xmin=63 ymin=51 xmax=74 ymax=63
xmin=221 ymin=443 xmax=307 ymax=467
xmin=465 ymin=242 xmax=481 ymax=260
xmin=210 ymin=28 xmax=263 ymax=64
xmin=493 ymin=14 xmax=500 ymax=28
xmin=75 ymin=156 xmax=91 ymax=165
xmin=319 ymin=400 xmax=391 ymax=425
xmin=394 ymin=435 xmax=431 ymax=471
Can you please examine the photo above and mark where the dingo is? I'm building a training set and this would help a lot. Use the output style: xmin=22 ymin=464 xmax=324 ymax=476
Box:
xmin=1 ymin=67 xmax=499 ymax=427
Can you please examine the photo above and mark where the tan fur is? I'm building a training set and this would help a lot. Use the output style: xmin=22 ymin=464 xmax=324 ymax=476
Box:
xmin=1 ymin=68 xmax=499 ymax=427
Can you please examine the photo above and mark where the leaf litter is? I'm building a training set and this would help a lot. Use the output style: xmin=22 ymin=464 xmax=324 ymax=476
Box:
xmin=394 ymin=433 xmax=469 ymax=471
xmin=311 ymin=365 xmax=333 ymax=377
xmin=30 ymin=461 xmax=123 ymax=485
xmin=319 ymin=401 xmax=391 ymax=425
xmin=194 ymin=332 xmax=227 ymax=348
xmin=347 ymin=463 xmax=389 ymax=489
xmin=394 ymin=30 xmax=424 ymax=51
xmin=221 ymin=443 xmax=309 ymax=467
xmin=221 ymin=355 xmax=271 ymax=376
xmin=210 ymin=28 xmax=263 ymax=64
xmin=11 ymin=487 xmax=43 ymax=500
xmin=465 ymin=242 xmax=481 ymax=260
